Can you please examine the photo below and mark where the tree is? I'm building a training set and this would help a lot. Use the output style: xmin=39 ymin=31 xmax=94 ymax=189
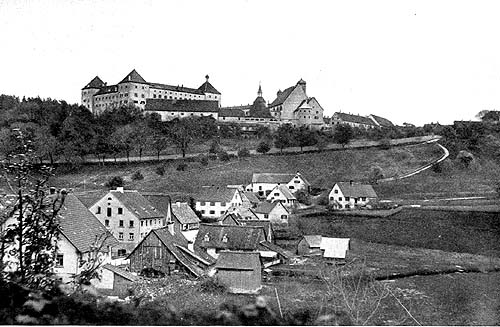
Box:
xmin=110 ymin=125 xmax=135 ymax=163
xmin=256 ymin=141 xmax=270 ymax=154
xmin=105 ymin=176 xmax=124 ymax=189
xmin=368 ymin=166 xmax=384 ymax=184
xmin=255 ymin=126 xmax=271 ymax=139
xmin=131 ymin=120 xmax=152 ymax=161
xmin=170 ymin=118 xmax=196 ymax=158
xmin=151 ymin=132 xmax=170 ymax=160
xmin=333 ymin=124 xmax=353 ymax=147
xmin=237 ymin=147 xmax=250 ymax=158
xmin=59 ymin=108 xmax=96 ymax=161
xmin=295 ymin=126 xmax=317 ymax=152
xmin=274 ymin=124 xmax=294 ymax=153
xmin=0 ymin=129 xmax=66 ymax=290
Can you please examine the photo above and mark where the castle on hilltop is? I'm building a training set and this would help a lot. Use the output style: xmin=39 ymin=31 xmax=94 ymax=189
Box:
xmin=81 ymin=69 xmax=221 ymax=114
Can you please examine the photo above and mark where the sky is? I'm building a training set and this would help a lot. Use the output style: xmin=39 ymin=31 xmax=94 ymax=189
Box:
xmin=1 ymin=0 xmax=500 ymax=126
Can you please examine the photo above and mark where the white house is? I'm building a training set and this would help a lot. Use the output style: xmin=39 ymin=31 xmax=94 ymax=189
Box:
xmin=249 ymin=172 xmax=311 ymax=197
xmin=328 ymin=182 xmax=378 ymax=209
xmin=88 ymin=188 xmax=165 ymax=255
xmin=266 ymin=185 xmax=297 ymax=208
xmin=195 ymin=186 xmax=242 ymax=218
xmin=1 ymin=193 xmax=118 ymax=283
xmin=253 ymin=201 xmax=290 ymax=226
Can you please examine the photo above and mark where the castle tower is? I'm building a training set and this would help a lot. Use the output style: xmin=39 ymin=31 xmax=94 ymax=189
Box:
xmin=81 ymin=76 xmax=105 ymax=114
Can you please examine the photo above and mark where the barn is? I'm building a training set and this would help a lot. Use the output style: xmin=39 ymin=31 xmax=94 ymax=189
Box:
xmin=297 ymin=235 xmax=323 ymax=255
xmin=128 ymin=226 xmax=214 ymax=277
xmin=92 ymin=264 xmax=140 ymax=298
xmin=215 ymin=251 xmax=262 ymax=293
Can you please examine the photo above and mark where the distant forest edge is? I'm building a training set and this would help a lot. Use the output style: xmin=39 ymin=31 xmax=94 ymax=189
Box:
xmin=0 ymin=95 xmax=498 ymax=168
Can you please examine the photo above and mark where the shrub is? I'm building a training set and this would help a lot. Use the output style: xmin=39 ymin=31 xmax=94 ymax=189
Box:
xmin=198 ymin=155 xmax=209 ymax=166
xmin=256 ymin=141 xmax=270 ymax=154
xmin=218 ymin=151 xmax=230 ymax=162
xmin=316 ymin=192 xmax=330 ymax=206
xmin=176 ymin=163 xmax=187 ymax=171
xmin=105 ymin=176 xmax=124 ymax=189
xmin=237 ymin=147 xmax=250 ymax=158
xmin=208 ymin=153 xmax=218 ymax=161
xmin=131 ymin=171 xmax=144 ymax=181
xmin=198 ymin=276 xmax=227 ymax=294
xmin=209 ymin=140 xmax=221 ymax=154
xmin=155 ymin=165 xmax=165 ymax=176
xmin=368 ymin=166 xmax=384 ymax=184
xmin=295 ymin=189 xmax=312 ymax=205
xmin=379 ymin=138 xmax=391 ymax=150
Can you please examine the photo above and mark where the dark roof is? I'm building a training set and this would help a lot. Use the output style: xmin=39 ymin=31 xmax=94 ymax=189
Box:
xmin=110 ymin=190 xmax=163 ymax=219
xmin=94 ymin=85 xmax=118 ymax=96
xmin=215 ymin=251 xmax=261 ymax=270
xmin=219 ymin=108 xmax=246 ymax=117
xmin=336 ymin=182 xmax=378 ymax=198
xmin=220 ymin=213 xmax=243 ymax=225
xmin=150 ymin=228 xmax=206 ymax=277
xmin=240 ymin=220 xmax=272 ymax=241
xmin=149 ymin=82 xmax=204 ymax=95
xmin=171 ymin=202 xmax=200 ymax=224
xmin=145 ymin=99 xmax=219 ymax=113
xmin=252 ymin=173 xmax=295 ymax=184
xmin=195 ymin=224 xmax=265 ymax=251
xmin=241 ymin=191 xmax=260 ymax=204
xmin=269 ymin=85 xmax=295 ymax=107
xmin=198 ymin=80 xmax=221 ymax=95
xmin=195 ymin=187 xmax=236 ymax=203
xmin=253 ymin=201 xmax=278 ymax=214
xmin=74 ymin=190 xmax=108 ymax=208
xmin=102 ymin=264 xmax=139 ymax=282
xmin=119 ymin=69 xmax=147 ymax=84
xmin=58 ymin=194 xmax=118 ymax=253
xmin=370 ymin=114 xmax=394 ymax=127
xmin=82 ymin=76 xmax=105 ymax=90
xmin=334 ymin=112 xmax=376 ymax=126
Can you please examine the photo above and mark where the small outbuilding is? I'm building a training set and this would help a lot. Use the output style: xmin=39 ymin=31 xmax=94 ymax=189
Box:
xmin=297 ymin=235 xmax=323 ymax=255
xmin=214 ymin=251 xmax=262 ymax=294
xmin=92 ymin=264 xmax=140 ymax=298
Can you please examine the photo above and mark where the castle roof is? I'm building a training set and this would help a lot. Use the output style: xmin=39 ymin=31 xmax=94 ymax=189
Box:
xmin=82 ymin=76 xmax=105 ymax=90
xmin=334 ymin=112 xmax=377 ymax=126
xmin=198 ymin=76 xmax=221 ymax=95
xmin=269 ymin=85 xmax=295 ymax=107
xmin=145 ymin=99 xmax=219 ymax=113
xmin=119 ymin=69 xmax=148 ymax=84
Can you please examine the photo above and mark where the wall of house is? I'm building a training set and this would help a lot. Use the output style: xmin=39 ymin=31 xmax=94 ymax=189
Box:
xmin=195 ymin=201 xmax=230 ymax=218
xmin=90 ymin=193 xmax=141 ymax=254
xmin=328 ymin=185 xmax=374 ymax=209
xmin=296 ymin=98 xmax=324 ymax=129
xmin=129 ymin=232 xmax=175 ymax=275
xmin=268 ymin=204 xmax=289 ymax=225
xmin=266 ymin=189 xmax=295 ymax=207
xmin=286 ymin=175 xmax=309 ymax=193
xmin=149 ymin=110 xmax=218 ymax=122
xmin=217 ymin=269 xmax=261 ymax=293
xmin=252 ymin=183 xmax=282 ymax=197
xmin=53 ymin=235 xmax=80 ymax=283
xmin=140 ymin=217 xmax=167 ymax=240
xmin=281 ymin=86 xmax=307 ymax=123
xmin=92 ymin=267 xmax=115 ymax=290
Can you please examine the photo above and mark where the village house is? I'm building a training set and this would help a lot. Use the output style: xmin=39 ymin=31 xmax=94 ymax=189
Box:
xmin=214 ymin=251 xmax=262 ymax=294
xmin=82 ymin=70 xmax=221 ymax=114
xmin=297 ymin=235 xmax=323 ymax=256
xmin=88 ymin=188 xmax=165 ymax=255
xmin=328 ymin=182 xmax=378 ymax=210
xmin=266 ymin=185 xmax=297 ymax=208
xmin=253 ymin=201 xmax=290 ymax=226
xmin=194 ymin=186 xmax=242 ymax=218
xmin=267 ymin=79 xmax=325 ymax=129
xmin=330 ymin=112 xmax=394 ymax=129
xmin=249 ymin=172 xmax=311 ymax=197
xmin=128 ymin=226 xmax=214 ymax=277
xmin=238 ymin=220 xmax=274 ymax=243
xmin=143 ymin=193 xmax=201 ymax=245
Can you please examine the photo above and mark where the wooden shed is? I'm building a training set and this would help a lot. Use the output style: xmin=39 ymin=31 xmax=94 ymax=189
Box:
xmin=92 ymin=264 xmax=139 ymax=298
xmin=215 ymin=251 xmax=262 ymax=294
xmin=297 ymin=235 xmax=323 ymax=256
xmin=128 ymin=227 xmax=214 ymax=277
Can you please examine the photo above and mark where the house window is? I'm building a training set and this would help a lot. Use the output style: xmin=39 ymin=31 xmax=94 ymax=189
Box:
xmin=264 ymin=214 xmax=269 ymax=219
xmin=259 ymin=186 xmax=262 ymax=191
xmin=96 ymin=206 xmax=101 ymax=214
xmin=346 ymin=204 xmax=351 ymax=209
xmin=129 ymin=221 xmax=134 ymax=228
xmin=119 ymin=220 xmax=124 ymax=227
xmin=107 ymin=208 xmax=112 ymax=217
xmin=56 ymin=254 xmax=64 ymax=267
xmin=108 ymin=197 xmax=112 ymax=200
xmin=209 ymin=210 xmax=215 ymax=214
xmin=201 ymin=210 xmax=206 ymax=214
xmin=118 ymin=208 xmax=123 ymax=214
xmin=105 ymin=220 xmax=109 ymax=227
xmin=222 ymin=234 xmax=228 ymax=242
xmin=345 ymin=197 xmax=350 ymax=201
xmin=281 ymin=215 xmax=288 ymax=220
xmin=289 ymin=186 xmax=294 ymax=189
xmin=129 ymin=233 xmax=134 ymax=241
xmin=210 ymin=202 xmax=215 ymax=206
xmin=330 ymin=197 xmax=333 ymax=200
xmin=118 ymin=232 xmax=124 ymax=240
xmin=182 ymin=224 xmax=188 ymax=231
xmin=362 ymin=197 xmax=366 ymax=201
xmin=220 ymin=211 xmax=226 ymax=215
xmin=274 ymin=193 xmax=279 ymax=196
xmin=117 ymin=249 xmax=126 ymax=256
xmin=338 ymin=197 xmax=343 ymax=201
xmin=334 ymin=190 xmax=338 ymax=194
xmin=141 ymin=221 xmax=144 ymax=226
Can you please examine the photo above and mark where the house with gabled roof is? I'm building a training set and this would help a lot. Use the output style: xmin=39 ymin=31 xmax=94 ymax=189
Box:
xmin=369 ymin=114 xmax=394 ymax=128
xmin=240 ymin=191 xmax=261 ymax=208
xmin=238 ymin=220 xmax=274 ymax=243
xmin=253 ymin=201 xmax=290 ymax=226
xmin=297 ymin=235 xmax=323 ymax=256
xmin=328 ymin=182 xmax=378 ymax=210
xmin=128 ymin=226 xmax=214 ymax=278
xmin=268 ymin=79 xmax=325 ymax=129
xmin=194 ymin=186 xmax=242 ymax=218
xmin=143 ymin=193 xmax=201 ymax=244
xmin=88 ymin=187 xmax=166 ymax=255
xmin=250 ymin=172 xmax=311 ymax=197
xmin=214 ymin=251 xmax=262 ymax=294
xmin=266 ymin=185 xmax=297 ymax=208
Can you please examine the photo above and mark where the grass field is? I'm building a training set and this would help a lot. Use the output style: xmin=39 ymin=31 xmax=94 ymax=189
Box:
xmin=293 ymin=207 xmax=500 ymax=257
xmin=51 ymin=142 xmax=442 ymax=196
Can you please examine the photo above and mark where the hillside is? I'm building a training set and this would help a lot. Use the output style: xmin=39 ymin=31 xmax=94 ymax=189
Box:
xmin=52 ymin=141 xmax=443 ymax=197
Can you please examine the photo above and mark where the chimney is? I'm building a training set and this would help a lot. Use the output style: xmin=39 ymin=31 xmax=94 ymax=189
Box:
xmin=188 ymin=242 xmax=194 ymax=252
xmin=167 ymin=221 xmax=175 ymax=235
xmin=116 ymin=187 xmax=124 ymax=193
